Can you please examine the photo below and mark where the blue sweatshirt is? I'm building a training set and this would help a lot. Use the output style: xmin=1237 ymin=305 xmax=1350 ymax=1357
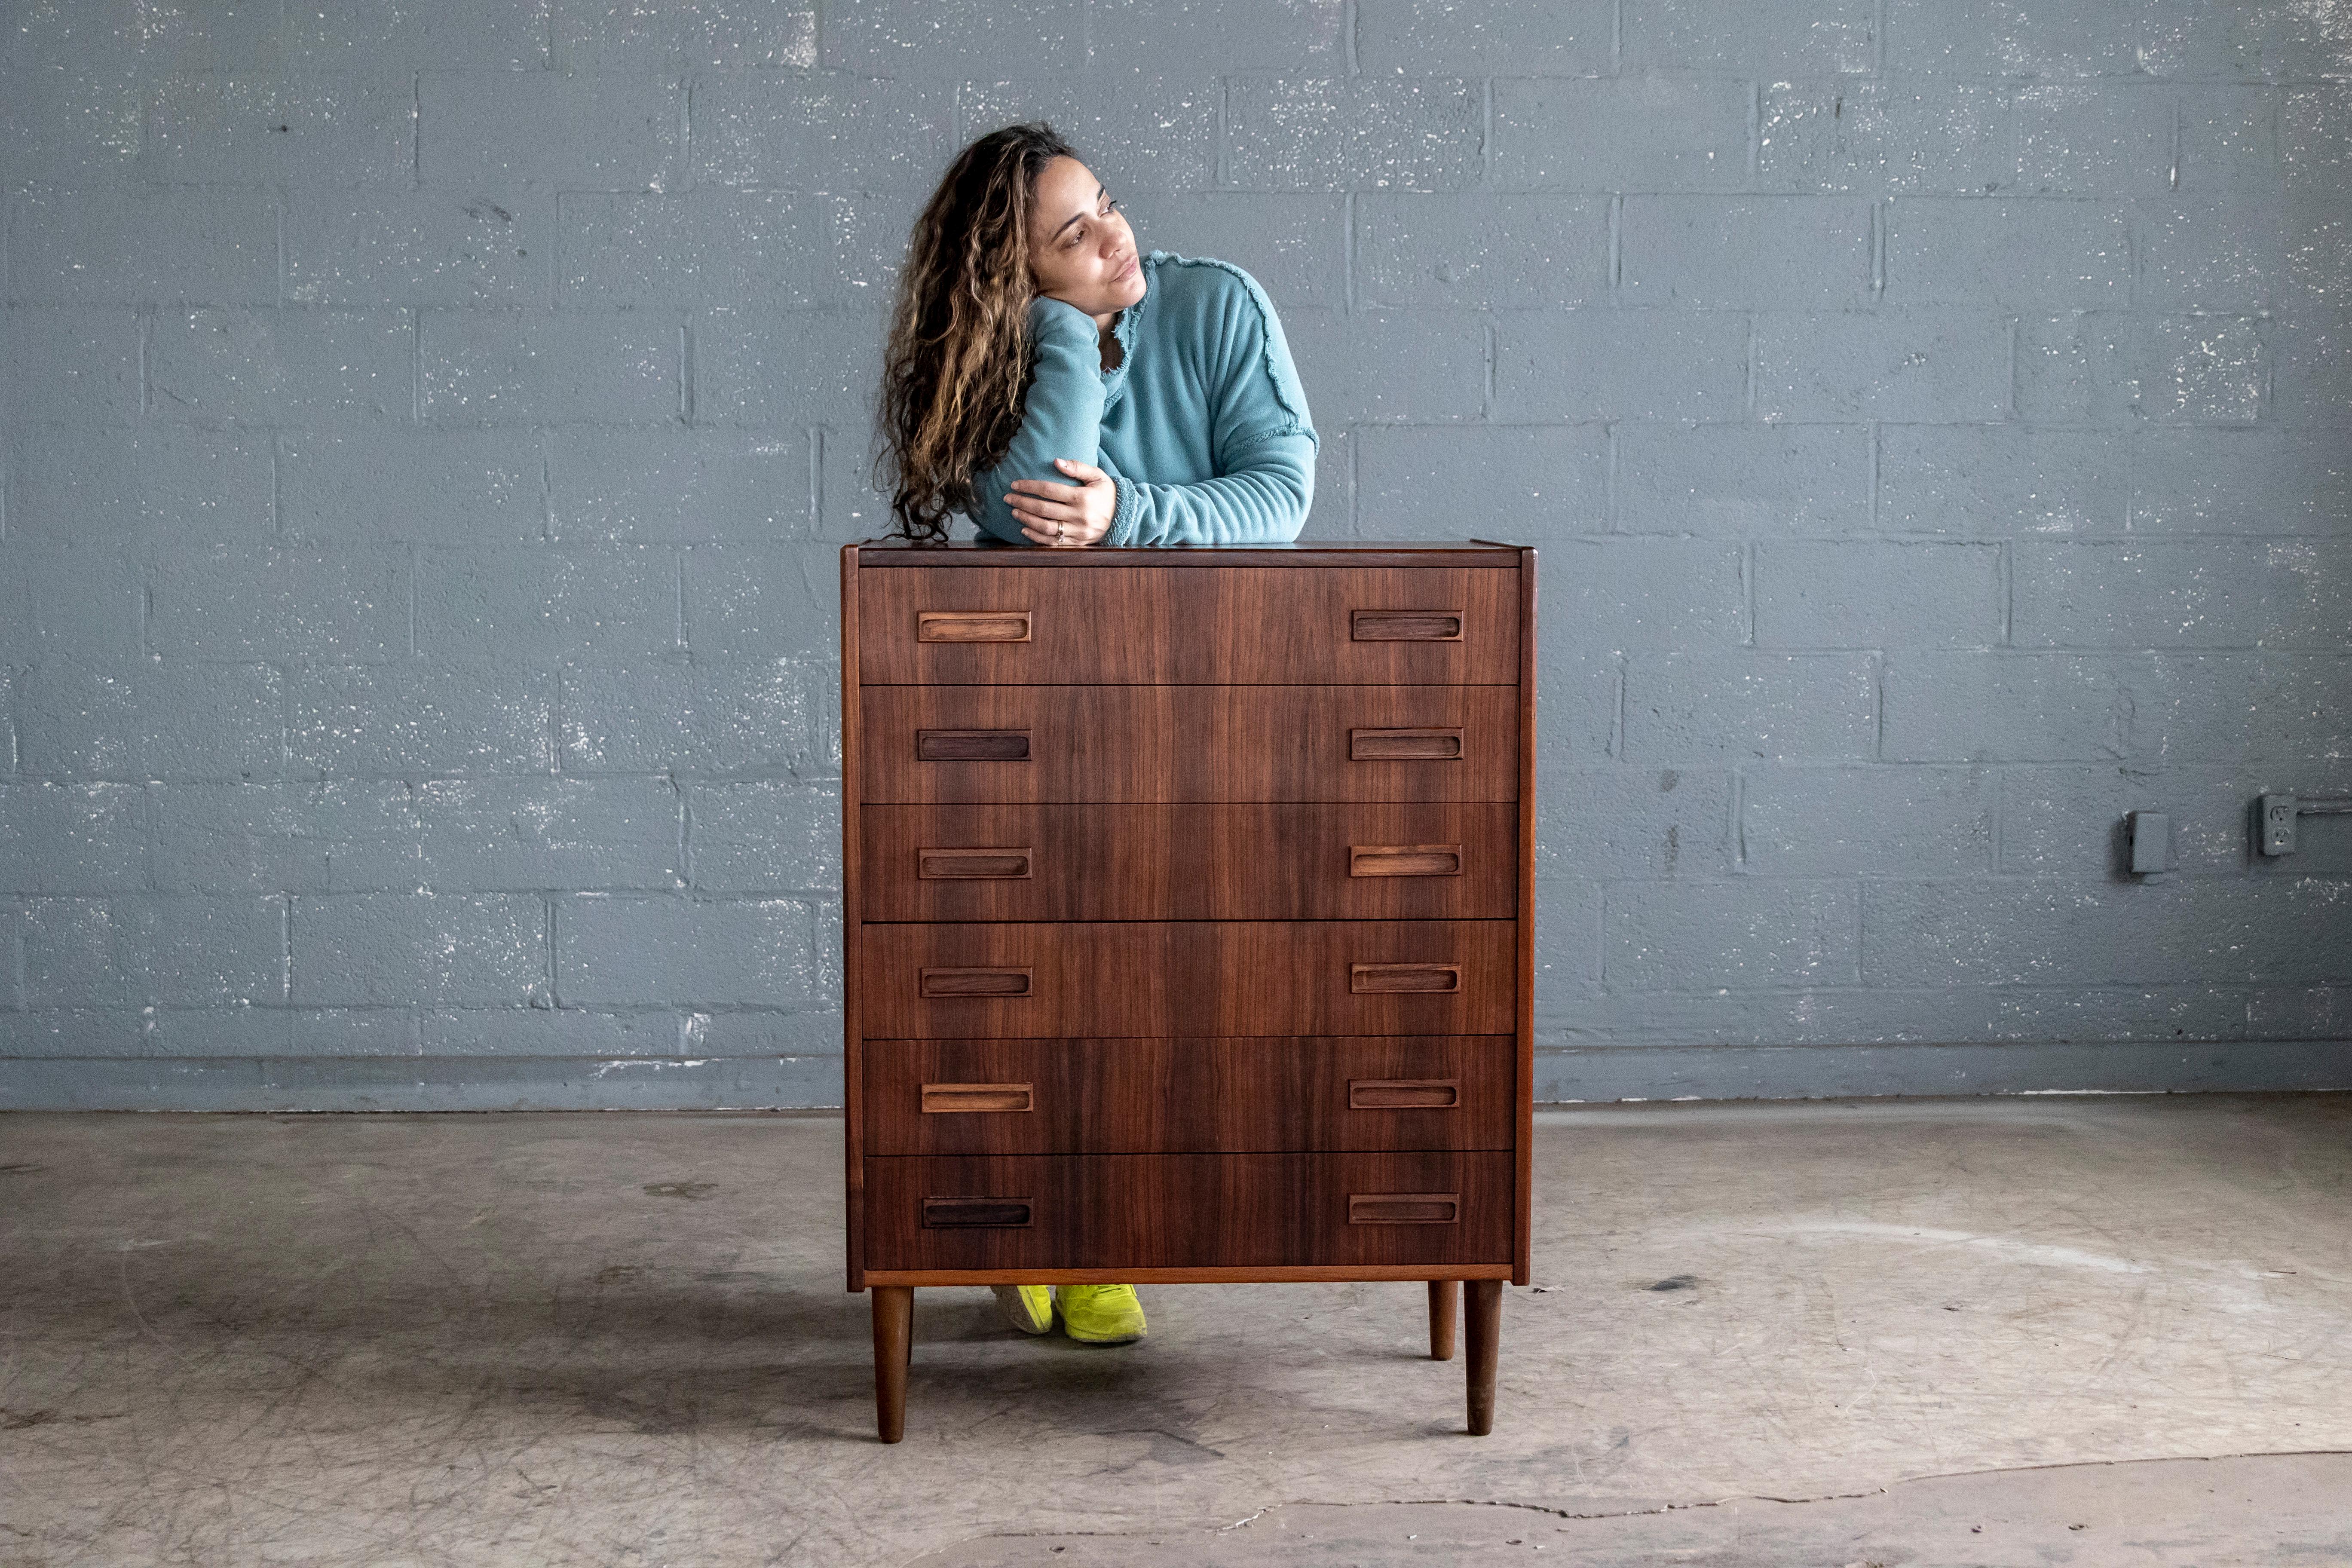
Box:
xmin=968 ymin=251 xmax=1318 ymax=547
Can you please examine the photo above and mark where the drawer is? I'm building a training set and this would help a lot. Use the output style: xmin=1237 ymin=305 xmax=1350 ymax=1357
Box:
xmin=859 ymin=920 xmax=1514 ymax=1039
xmin=859 ymin=566 xmax=1520 ymax=686
xmin=858 ymin=686 xmax=1519 ymax=804
xmin=860 ymin=803 xmax=1518 ymax=921
xmin=864 ymin=1035 xmax=1516 ymax=1155
xmin=864 ymin=1152 xmax=1513 ymax=1271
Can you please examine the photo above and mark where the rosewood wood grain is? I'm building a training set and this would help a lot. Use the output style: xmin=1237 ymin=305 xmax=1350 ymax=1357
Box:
xmin=862 ymin=567 xmax=1519 ymax=684
xmin=919 ymin=1081 xmax=1033 ymax=1114
xmin=861 ymin=803 xmax=1516 ymax=922
xmin=864 ymin=1265 xmax=1515 ymax=1285
xmin=1467 ymin=1279 xmax=1502 ymax=1435
xmin=864 ymin=1036 xmax=1515 ymax=1155
xmin=1513 ymin=548 xmax=1537 ymax=1286
xmin=864 ymin=1152 xmax=1514 ymax=1271
xmin=840 ymin=543 xmax=866 ymax=1293
xmin=1350 ymin=726 xmax=1463 ymax=762
xmin=861 ymin=920 xmax=1516 ymax=1039
xmin=1353 ymin=609 xmax=1463 ymax=641
xmin=918 ymin=609 xmax=1030 ymax=642
xmin=861 ymin=686 xmax=1519 ymax=804
xmin=858 ymin=541 xmax=1522 ymax=569
xmin=871 ymin=1286 xmax=910 ymax=1441
xmin=1349 ymin=1192 xmax=1460 ymax=1224
xmin=1349 ymin=1078 xmax=1460 ymax=1110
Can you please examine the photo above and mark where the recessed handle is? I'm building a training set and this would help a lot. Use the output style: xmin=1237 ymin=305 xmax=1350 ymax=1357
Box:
xmin=1350 ymin=962 xmax=1461 ymax=995
xmin=922 ymin=1196 xmax=1034 ymax=1228
xmin=1350 ymin=727 xmax=1463 ymax=762
xmin=1350 ymin=843 xmax=1464 ymax=878
xmin=1352 ymin=609 xmax=1463 ymax=642
xmin=1349 ymin=1192 xmax=1460 ymax=1225
xmin=917 ymin=729 xmax=1030 ymax=762
xmin=1349 ymin=1078 xmax=1460 ymax=1110
xmin=919 ymin=609 xmax=1031 ymax=643
xmin=921 ymin=1082 xmax=1034 ymax=1114
xmin=919 ymin=966 xmax=1032 ymax=998
xmin=917 ymin=846 xmax=1034 ymax=880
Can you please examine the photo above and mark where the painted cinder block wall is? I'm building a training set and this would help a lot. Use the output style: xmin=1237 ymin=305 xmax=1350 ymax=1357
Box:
xmin=1 ymin=0 xmax=2348 ymax=1110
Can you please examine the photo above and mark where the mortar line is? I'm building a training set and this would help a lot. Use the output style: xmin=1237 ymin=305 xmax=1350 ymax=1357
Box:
xmin=1732 ymin=768 xmax=1746 ymax=870
xmin=1343 ymin=190 xmax=1355 ymax=312
xmin=544 ymin=894 xmax=558 ymax=1008
xmin=539 ymin=432 xmax=552 ymax=542
xmin=1607 ymin=193 xmax=1621 ymax=295
xmin=2168 ymin=96 xmax=2180 ymax=191
xmin=1741 ymin=541 xmax=1755 ymax=645
xmin=279 ymin=895 xmax=293 ymax=1004
xmin=1603 ymin=419 xmax=1618 ymax=533
xmin=1344 ymin=0 xmax=1358 ymax=75
xmin=1748 ymin=80 xmax=1760 ymax=183
xmin=1482 ymin=317 xmax=1496 ymax=419
xmin=1481 ymin=77 xmax=1494 ymax=186
xmin=1348 ymin=421 xmax=1362 ymax=537
xmin=1866 ymin=420 xmax=1879 ymax=529
xmin=679 ymin=322 xmax=694 ymax=423
xmin=674 ymin=549 xmax=689 ymax=651
xmin=269 ymin=433 xmax=284 ymax=540
xmin=1216 ymin=77 xmax=1229 ymax=187
xmin=1611 ymin=0 xmax=1622 ymax=72
xmin=680 ymin=74 xmax=694 ymax=192
xmin=411 ymin=71 xmax=421 ymax=187
xmin=1612 ymin=655 xmax=1626 ymax=759
xmin=809 ymin=426 xmax=824 ymax=537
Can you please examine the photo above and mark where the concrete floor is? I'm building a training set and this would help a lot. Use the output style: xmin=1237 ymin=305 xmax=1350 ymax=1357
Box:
xmin=0 ymin=1097 xmax=2347 ymax=1568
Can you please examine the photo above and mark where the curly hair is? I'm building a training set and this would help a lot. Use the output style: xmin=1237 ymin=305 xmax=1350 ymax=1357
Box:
xmin=875 ymin=122 xmax=1080 ymax=542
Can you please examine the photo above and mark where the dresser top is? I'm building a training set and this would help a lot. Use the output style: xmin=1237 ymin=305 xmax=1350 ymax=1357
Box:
xmin=852 ymin=539 xmax=1526 ymax=568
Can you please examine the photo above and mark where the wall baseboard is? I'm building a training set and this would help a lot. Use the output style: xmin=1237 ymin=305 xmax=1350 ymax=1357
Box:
xmin=2 ymin=1040 xmax=2346 ymax=1112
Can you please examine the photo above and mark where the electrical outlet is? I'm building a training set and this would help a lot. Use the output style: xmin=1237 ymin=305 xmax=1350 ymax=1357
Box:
xmin=2126 ymin=810 xmax=2174 ymax=876
xmin=2260 ymin=793 xmax=2299 ymax=856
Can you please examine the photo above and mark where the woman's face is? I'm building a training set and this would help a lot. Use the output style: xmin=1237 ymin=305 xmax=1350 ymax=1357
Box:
xmin=1026 ymin=155 xmax=1145 ymax=318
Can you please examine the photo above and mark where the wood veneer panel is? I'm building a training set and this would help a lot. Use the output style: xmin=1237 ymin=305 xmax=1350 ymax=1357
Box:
xmin=863 ymin=1152 xmax=1514 ymax=1271
xmin=859 ymin=919 xmax=1515 ymax=1039
xmin=861 ymin=567 xmax=1519 ymax=685
xmin=863 ymin=1035 xmax=1516 ymax=1155
xmin=858 ymin=685 xmax=1519 ymax=804
xmin=860 ymin=802 xmax=1516 ymax=921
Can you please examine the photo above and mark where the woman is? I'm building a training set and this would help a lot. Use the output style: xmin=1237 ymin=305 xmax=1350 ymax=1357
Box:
xmin=878 ymin=122 xmax=1318 ymax=550
xmin=872 ymin=124 xmax=1320 ymax=1347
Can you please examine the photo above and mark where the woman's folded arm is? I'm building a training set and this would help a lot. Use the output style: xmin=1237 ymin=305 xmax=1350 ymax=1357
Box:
xmin=968 ymin=296 xmax=1106 ymax=545
xmin=1098 ymin=429 xmax=1314 ymax=546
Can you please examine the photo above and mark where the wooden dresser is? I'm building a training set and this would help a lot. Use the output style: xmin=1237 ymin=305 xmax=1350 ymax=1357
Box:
xmin=840 ymin=539 xmax=1534 ymax=1442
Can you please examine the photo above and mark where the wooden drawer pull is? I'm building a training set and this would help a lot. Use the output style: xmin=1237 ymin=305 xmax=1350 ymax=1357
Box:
xmin=918 ymin=609 xmax=1031 ymax=643
xmin=921 ymin=1082 xmax=1033 ymax=1114
xmin=1350 ymin=843 xmax=1463 ymax=878
xmin=918 ymin=966 xmax=1032 ymax=998
xmin=1351 ymin=962 xmax=1461 ymax=995
xmin=916 ymin=729 xmax=1030 ymax=762
xmin=1349 ymin=1192 xmax=1461 ymax=1225
xmin=1350 ymin=726 xmax=1464 ymax=762
xmin=917 ymin=846 xmax=1033 ymax=880
xmin=1352 ymin=609 xmax=1463 ymax=642
xmin=922 ymin=1196 xmax=1034 ymax=1228
xmin=1349 ymin=1078 xmax=1460 ymax=1110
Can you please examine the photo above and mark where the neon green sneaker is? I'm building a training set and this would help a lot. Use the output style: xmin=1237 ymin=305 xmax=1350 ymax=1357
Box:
xmin=992 ymin=1283 xmax=1054 ymax=1335
xmin=1057 ymin=1283 xmax=1148 ymax=1345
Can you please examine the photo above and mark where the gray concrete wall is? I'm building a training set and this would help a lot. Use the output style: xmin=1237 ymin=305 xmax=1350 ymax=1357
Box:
xmin=1 ymin=0 xmax=2348 ymax=1111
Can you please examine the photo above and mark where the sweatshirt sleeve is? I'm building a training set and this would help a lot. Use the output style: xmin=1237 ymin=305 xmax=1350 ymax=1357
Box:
xmin=968 ymin=295 xmax=1107 ymax=546
xmin=1101 ymin=271 xmax=1318 ymax=548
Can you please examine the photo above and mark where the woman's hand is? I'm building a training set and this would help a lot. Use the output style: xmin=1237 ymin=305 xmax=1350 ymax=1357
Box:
xmin=1005 ymin=457 xmax=1116 ymax=547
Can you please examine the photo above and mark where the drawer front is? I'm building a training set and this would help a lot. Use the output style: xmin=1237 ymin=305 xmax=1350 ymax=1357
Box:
xmin=861 ymin=802 xmax=1517 ymax=921
xmin=860 ymin=566 xmax=1520 ymax=686
xmin=864 ymin=1152 xmax=1513 ymax=1271
xmin=858 ymin=686 xmax=1519 ymax=804
xmin=859 ymin=920 xmax=1514 ymax=1039
xmin=864 ymin=1035 xmax=1516 ymax=1155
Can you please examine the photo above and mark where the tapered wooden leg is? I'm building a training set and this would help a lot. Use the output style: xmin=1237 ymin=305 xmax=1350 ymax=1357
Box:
xmin=1464 ymin=1279 xmax=1502 ymax=1436
xmin=1427 ymin=1280 xmax=1458 ymax=1361
xmin=872 ymin=1286 xmax=913 ymax=1443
